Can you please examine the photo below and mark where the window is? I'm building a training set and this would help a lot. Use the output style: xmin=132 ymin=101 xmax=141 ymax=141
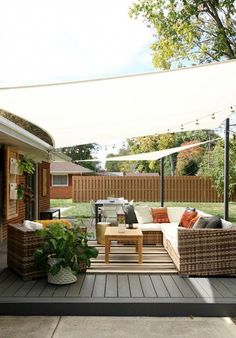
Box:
xmin=52 ymin=174 xmax=68 ymax=187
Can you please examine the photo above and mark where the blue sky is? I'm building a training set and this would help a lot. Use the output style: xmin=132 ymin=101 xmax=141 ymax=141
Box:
xmin=0 ymin=0 xmax=156 ymax=86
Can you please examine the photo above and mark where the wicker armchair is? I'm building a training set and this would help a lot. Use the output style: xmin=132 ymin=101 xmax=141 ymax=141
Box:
xmin=177 ymin=228 xmax=236 ymax=276
xmin=8 ymin=224 xmax=45 ymax=280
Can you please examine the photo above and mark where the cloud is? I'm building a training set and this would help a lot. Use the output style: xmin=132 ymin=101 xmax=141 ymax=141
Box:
xmin=0 ymin=0 xmax=155 ymax=85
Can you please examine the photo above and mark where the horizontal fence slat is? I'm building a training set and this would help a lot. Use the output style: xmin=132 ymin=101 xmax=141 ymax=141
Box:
xmin=71 ymin=176 xmax=233 ymax=203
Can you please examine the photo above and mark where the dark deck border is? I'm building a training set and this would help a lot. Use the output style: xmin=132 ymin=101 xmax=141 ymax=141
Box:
xmin=1 ymin=298 xmax=236 ymax=316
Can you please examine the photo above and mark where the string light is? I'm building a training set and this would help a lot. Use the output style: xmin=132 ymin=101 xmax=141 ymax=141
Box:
xmin=211 ymin=113 xmax=215 ymax=120
xmin=180 ymin=124 xmax=184 ymax=131
xmin=195 ymin=119 xmax=199 ymax=125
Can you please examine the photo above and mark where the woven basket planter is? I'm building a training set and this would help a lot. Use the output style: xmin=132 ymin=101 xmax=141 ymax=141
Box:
xmin=47 ymin=257 xmax=77 ymax=285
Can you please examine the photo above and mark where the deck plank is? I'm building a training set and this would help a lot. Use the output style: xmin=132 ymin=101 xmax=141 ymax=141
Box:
xmin=79 ymin=274 xmax=95 ymax=298
xmin=139 ymin=275 xmax=157 ymax=298
xmin=14 ymin=280 xmax=36 ymax=297
xmin=211 ymin=279 xmax=235 ymax=298
xmin=92 ymin=274 xmax=106 ymax=298
xmin=53 ymin=284 xmax=70 ymax=297
xmin=217 ymin=278 xmax=236 ymax=296
xmin=105 ymin=275 xmax=118 ymax=297
xmin=150 ymin=275 xmax=170 ymax=298
xmin=1 ymin=279 xmax=25 ymax=297
xmin=172 ymin=275 xmax=197 ymax=298
xmin=0 ymin=273 xmax=18 ymax=296
xmin=66 ymin=274 xmax=85 ymax=297
xmin=27 ymin=279 xmax=48 ymax=297
xmin=161 ymin=275 xmax=183 ymax=298
xmin=39 ymin=283 xmax=57 ymax=297
xmin=194 ymin=278 xmax=223 ymax=298
xmin=117 ymin=274 xmax=130 ymax=298
xmin=129 ymin=275 xmax=143 ymax=298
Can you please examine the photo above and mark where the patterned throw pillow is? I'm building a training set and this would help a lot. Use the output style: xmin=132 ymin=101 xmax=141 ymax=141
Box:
xmin=35 ymin=219 xmax=72 ymax=229
xmin=151 ymin=207 xmax=170 ymax=223
xmin=179 ymin=209 xmax=198 ymax=228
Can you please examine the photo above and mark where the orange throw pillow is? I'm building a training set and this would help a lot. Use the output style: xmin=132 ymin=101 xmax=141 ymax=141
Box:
xmin=180 ymin=209 xmax=198 ymax=228
xmin=151 ymin=207 xmax=170 ymax=223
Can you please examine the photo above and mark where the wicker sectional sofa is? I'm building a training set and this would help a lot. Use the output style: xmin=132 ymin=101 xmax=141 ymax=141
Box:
xmin=134 ymin=207 xmax=236 ymax=276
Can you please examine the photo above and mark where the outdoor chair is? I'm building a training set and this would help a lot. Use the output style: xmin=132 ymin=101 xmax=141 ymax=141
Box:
xmin=101 ymin=204 xmax=118 ymax=225
xmin=88 ymin=200 xmax=102 ymax=230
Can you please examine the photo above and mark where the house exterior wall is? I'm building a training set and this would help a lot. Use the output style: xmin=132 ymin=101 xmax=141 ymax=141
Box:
xmin=50 ymin=174 xmax=73 ymax=199
xmin=1 ymin=146 xmax=50 ymax=239
xmin=38 ymin=161 xmax=50 ymax=212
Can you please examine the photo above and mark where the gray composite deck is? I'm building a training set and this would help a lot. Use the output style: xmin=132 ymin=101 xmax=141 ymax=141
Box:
xmin=1 ymin=241 xmax=236 ymax=316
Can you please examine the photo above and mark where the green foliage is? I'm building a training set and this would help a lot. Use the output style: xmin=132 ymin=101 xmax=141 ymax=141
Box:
xmin=60 ymin=144 xmax=98 ymax=171
xmin=198 ymin=139 xmax=236 ymax=197
xmin=17 ymin=184 xmax=25 ymax=200
xmin=105 ymin=148 xmax=136 ymax=172
xmin=18 ymin=157 xmax=35 ymax=175
xmin=128 ymin=130 xmax=215 ymax=174
xmin=34 ymin=223 xmax=98 ymax=275
xmin=176 ymin=140 xmax=204 ymax=175
xmin=129 ymin=0 xmax=236 ymax=69
xmin=76 ymin=230 xmax=99 ymax=268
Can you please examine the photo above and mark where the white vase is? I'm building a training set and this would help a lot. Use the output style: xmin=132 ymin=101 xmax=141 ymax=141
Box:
xmin=47 ymin=257 xmax=77 ymax=285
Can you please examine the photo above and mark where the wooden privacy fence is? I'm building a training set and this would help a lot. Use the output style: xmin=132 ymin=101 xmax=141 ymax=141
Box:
xmin=72 ymin=176 xmax=235 ymax=203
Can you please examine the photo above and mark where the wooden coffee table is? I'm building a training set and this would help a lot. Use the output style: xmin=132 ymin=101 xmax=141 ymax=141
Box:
xmin=104 ymin=227 xmax=143 ymax=264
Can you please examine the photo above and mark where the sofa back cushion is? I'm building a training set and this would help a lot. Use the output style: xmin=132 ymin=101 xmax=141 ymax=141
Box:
xmin=134 ymin=206 xmax=153 ymax=224
xmin=167 ymin=207 xmax=186 ymax=223
xmin=151 ymin=207 xmax=170 ymax=223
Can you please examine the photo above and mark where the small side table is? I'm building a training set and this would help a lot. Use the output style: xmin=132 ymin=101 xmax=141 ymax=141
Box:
xmin=105 ymin=227 xmax=143 ymax=264
xmin=40 ymin=208 xmax=60 ymax=220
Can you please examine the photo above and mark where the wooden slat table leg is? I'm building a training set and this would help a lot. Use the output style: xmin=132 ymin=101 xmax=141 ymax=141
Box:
xmin=138 ymin=236 xmax=143 ymax=264
xmin=105 ymin=236 xmax=110 ymax=264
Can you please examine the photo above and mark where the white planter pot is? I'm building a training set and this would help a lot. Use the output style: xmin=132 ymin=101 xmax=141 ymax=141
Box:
xmin=47 ymin=257 xmax=77 ymax=285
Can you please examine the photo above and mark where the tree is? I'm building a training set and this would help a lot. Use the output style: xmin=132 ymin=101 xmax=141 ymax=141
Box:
xmin=175 ymin=140 xmax=204 ymax=175
xmin=105 ymin=148 xmax=136 ymax=173
xmin=129 ymin=0 xmax=236 ymax=69
xmin=198 ymin=138 xmax=236 ymax=197
xmin=129 ymin=130 xmax=216 ymax=174
xmin=60 ymin=144 xmax=98 ymax=171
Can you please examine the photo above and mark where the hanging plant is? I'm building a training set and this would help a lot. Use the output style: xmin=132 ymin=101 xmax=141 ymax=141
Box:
xmin=18 ymin=157 xmax=35 ymax=175
xmin=17 ymin=184 xmax=25 ymax=200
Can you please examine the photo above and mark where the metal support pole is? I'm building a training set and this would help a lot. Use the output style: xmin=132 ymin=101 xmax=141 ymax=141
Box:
xmin=224 ymin=118 xmax=230 ymax=220
xmin=160 ymin=157 xmax=164 ymax=207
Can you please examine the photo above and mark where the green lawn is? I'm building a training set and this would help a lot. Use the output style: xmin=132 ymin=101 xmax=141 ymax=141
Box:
xmin=50 ymin=199 xmax=236 ymax=223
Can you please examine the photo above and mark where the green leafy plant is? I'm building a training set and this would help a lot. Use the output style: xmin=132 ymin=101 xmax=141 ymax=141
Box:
xmin=76 ymin=230 xmax=98 ymax=269
xmin=18 ymin=157 xmax=35 ymax=175
xmin=17 ymin=184 xmax=25 ymax=200
xmin=35 ymin=223 xmax=80 ymax=275
xmin=34 ymin=223 xmax=98 ymax=275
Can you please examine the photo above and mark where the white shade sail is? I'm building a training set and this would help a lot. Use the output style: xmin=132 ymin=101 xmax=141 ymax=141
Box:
xmin=0 ymin=60 xmax=235 ymax=148
xmin=79 ymin=140 xmax=213 ymax=162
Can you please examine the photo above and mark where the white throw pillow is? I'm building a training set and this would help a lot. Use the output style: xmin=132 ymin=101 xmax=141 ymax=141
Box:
xmin=167 ymin=207 xmax=186 ymax=223
xmin=23 ymin=220 xmax=43 ymax=231
xmin=221 ymin=219 xmax=232 ymax=229
xmin=134 ymin=206 xmax=153 ymax=224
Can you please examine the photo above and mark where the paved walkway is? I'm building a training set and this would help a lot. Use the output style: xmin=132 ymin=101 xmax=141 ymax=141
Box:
xmin=0 ymin=317 xmax=236 ymax=338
